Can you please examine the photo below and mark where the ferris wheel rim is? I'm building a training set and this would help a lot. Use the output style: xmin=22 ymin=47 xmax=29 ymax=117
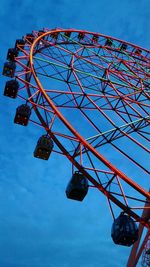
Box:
xmin=5 ymin=27 xmax=148 ymax=228
xmin=22 ymin=28 xmax=148 ymax=228
xmin=29 ymin=29 xmax=150 ymax=197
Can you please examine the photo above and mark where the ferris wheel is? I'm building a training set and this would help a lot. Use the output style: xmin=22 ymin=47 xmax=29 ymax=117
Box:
xmin=2 ymin=28 xmax=150 ymax=266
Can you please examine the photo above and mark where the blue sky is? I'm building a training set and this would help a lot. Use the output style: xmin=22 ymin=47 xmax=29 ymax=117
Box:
xmin=0 ymin=0 xmax=150 ymax=266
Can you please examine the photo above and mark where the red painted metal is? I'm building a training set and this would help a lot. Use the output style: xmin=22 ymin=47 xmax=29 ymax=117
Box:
xmin=127 ymin=194 xmax=150 ymax=267
xmin=141 ymin=234 xmax=150 ymax=267
xmin=135 ymin=231 xmax=150 ymax=267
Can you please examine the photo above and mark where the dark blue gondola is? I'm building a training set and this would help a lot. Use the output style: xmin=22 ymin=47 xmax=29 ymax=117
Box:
xmin=14 ymin=104 xmax=31 ymax=126
xmin=15 ymin=39 xmax=25 ymax=51
xmin=4 ymin=80 xmax=19 ymax=98
xmin=7 ymin=48 xmax=18 ymax=61
xmin=111 ymin=213 xmax=139 ymax=246
xmin=2 ymin=62 xmax=16 ymax=78
xmin=34 ymin=135 xmax=54 ymax=160
xmin=25 ymin=33 xmax=34 ymax=43
xmin=66 ymin=171 xmax=88 ymax=201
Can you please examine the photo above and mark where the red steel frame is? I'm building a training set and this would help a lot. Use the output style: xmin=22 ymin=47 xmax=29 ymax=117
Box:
xmin=127 ymin=194 xmax=150 ymax=266
xmin=141 ymin=232 xmax=150 ymax=266
xmin=9 ymin=28 xmax=150 ymax=266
